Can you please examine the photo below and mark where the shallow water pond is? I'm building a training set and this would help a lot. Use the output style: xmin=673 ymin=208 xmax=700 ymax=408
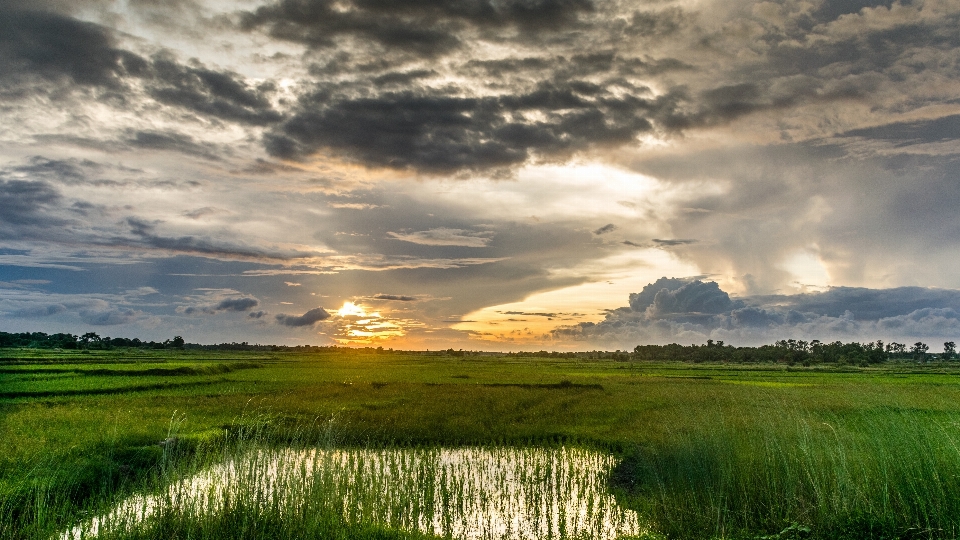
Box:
xmin=64 ymin=446 xmax=643 ymax=539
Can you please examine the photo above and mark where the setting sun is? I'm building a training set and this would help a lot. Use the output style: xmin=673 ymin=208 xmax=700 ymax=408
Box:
xmin=330 ymin=302 xmax=405 ymax=344
xmin=336 ymin=302 xmax=369 ymax=318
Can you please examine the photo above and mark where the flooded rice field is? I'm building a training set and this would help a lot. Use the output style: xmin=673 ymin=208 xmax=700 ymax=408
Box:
xmin=64 ymin=446 xmax=642 ymax=539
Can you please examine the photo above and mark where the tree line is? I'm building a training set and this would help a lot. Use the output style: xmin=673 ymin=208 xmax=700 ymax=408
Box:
xmin=0 ymin=331 xmax=184 ymax=350
xmin=631 ymin=339 xmax=957 ymax=365
xmin=0 ymin=330 xmax=956 ymax=365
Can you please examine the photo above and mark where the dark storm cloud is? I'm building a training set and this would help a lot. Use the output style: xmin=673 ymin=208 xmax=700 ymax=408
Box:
xmin=372 ymin=70 xmax=437 ymax=87
xmin=0 ymin=9 xmax=146 ymax=91
xmin=275 ymin=306 xmax=331 ymax=327
xmin=148 ymin=55 xmax=282 ymax=126
xmin=240 ymin=0 xmax=594 ymax=56
xmin=554 ymin=278 xmax=960 ymax=348
xmin=266 ymin=84 xmax=660 ymax=172
xmin=251 ymin=0 xmax=960 ymax=174
xmin=0 ymin=7 xmax=281 ymax=130
xmin=698 ymin=83 xmax=764 ymax=123
xmin=626 ymin=7 xmax=688 ymax=38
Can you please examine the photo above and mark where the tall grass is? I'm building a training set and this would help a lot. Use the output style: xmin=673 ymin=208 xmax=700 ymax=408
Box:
xmin=7 ymin=353 xmax=960 ymax=540
xmin=12 ymin=399 xmax=960 ymax=540
xmin=611 ymin=392 xmax=960 ymax=539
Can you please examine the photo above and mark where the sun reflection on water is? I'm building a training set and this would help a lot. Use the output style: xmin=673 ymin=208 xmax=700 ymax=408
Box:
xmin=62 ymin=447 xmax=645 ymax=540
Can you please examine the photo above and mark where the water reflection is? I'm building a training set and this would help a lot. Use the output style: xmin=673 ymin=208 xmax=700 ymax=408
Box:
xmin=64 ymin=447 xmax=643 ymax=539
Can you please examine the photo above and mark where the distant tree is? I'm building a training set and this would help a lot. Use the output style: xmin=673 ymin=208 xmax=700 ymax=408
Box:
xmin=911 ymin=342 xmax=930 ymax=362
xmin=79 ymin=332 xmax=100 ymax=344
xmin=887 ymin=342 xmax=907 ymax=358
xmin=943 ymin=341 xmax=957 ymax=361
xmin=167 ymin=336 xmax=185 ymax=349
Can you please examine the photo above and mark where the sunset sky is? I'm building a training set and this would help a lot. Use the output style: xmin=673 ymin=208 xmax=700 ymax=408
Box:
xmin=3 ymin=0 xmax=960 ymax=350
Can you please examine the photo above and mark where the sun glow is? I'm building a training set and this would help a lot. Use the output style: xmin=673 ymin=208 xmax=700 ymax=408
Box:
xmin=331 ymin=302 xmax=410 ymax=345
xmin=337 ymin=301 xmax=371 ymax=318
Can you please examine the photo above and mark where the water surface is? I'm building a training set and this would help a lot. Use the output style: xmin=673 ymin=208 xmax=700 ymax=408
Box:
xmin=64 ymin=446 xmax=643 ymax=539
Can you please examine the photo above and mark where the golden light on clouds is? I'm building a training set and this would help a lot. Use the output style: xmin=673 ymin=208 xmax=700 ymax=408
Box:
xmin=453 ymin=248 xmax=700 ymax=347
xmin=330 ymin=302 xmax=412 ymax=345
xmin=336 ymin=301 xmax=368 ymax=318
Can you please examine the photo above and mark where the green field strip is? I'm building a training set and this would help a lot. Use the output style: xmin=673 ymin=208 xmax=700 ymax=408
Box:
xmin=0 ymin=379 xmax=228 ymax=399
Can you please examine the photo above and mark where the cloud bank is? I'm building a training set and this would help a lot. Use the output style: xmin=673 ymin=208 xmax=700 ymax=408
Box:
xmin=554 ymin=277 xmax=960 ymax=348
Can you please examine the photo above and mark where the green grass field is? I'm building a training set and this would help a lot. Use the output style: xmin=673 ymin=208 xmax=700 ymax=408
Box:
xmin=3 ymin=349 xmax=960 ymax=539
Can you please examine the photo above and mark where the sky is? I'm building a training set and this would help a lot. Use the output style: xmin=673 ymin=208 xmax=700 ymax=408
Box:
xmin=2 ymin=0 xmax=960 ymax=350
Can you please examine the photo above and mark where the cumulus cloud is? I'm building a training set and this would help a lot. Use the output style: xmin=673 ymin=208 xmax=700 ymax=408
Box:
xmin=213 ymin=297 xmax=259 ymax=312
xmin=640 ymin=279 xmax=743 ymax=318
xmin=275 ymin=307 xmax=331 ymax=327
xmin=554 ymin=278 xmax=960 ymax=348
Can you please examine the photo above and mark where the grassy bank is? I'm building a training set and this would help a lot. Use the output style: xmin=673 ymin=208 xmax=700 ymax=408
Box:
xmin=3 ymin=349 xmax=960 ymax=538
